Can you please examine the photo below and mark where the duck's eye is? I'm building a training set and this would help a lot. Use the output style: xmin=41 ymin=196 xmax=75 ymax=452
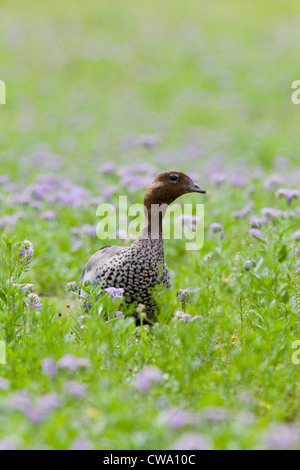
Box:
xmin=170 ymin=174 xmax=178 ymax=182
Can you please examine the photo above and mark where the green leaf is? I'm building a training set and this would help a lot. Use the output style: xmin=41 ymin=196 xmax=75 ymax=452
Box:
xmin=0 ymin=288 xmax=7 ymax=304
xmin=278 ymin=244 xmax=288 ymax=263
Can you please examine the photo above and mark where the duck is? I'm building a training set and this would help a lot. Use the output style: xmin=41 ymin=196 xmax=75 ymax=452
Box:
xmin=80 ymin=171 xmax=206 ymax=320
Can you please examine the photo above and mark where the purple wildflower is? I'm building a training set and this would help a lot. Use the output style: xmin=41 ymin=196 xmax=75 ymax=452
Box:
xmin=9 ymin=390 xmax=33 ymax=413
xmin=33 ymin=183 xmax=51 ymax=200
xmin=71 ymin=224 xmax=97 ymax=237
xmin=210 ymin=222 xmax=224 ymax=238
xmin=0 ymin=377 xmax=10 ymax=391
xmin=58 ymin=183 xmax=89 ymax=209
xmin=0 ymin=214 xmax=20 ymax=228
xmin=76 ymin=358 xmax=91 ymax=369
xmin=13 ymin=283 xmax=34 ymax=294
xmin=120 ymin=173 xmax=153 ymax=192
xmin=276 ymin=188 xmax=299 ymax=205
xmin=116 ymin=311 xmax=125 ymax=319
xmin=41 ymin=358 xmax=57 ymax=378
xmin=65 ymin=380 xmax=87 ymax=398
xmin=26 ymin=147 xmax=62 ymax=170
xmin=19 ymin=240 xmax=34 ymax=260
xmin=102 ymin=186 xmax=118 ymax=201
xmin=232 ymin=203 xmax=253 ymax=219
xmin=89 ymin=197 xmax=102 ymax=206
xmin=136 ymin=134 xmax=160 ymax=148
xmin=66 ymin=281 xmax=77 ymax=292
xmin=274 ymin=155 xmax=290 ymax=171
xmin=0 ymin=436 xmax=22 ymax=450
xmin=177 ymin=288 xmax=192 ymax=303
xmin=42 ymin=210 xmax=56 ymax=220
xmin=204 ymin=406 xmax=229 ymax=422
xmin=21 ymin=284 xmax=34 ymax=293
xmin=57 ymin=354 xmax=90 ymax=372
xmin=292 ymin=230 xmax=300 ymax=241
xmin=229 ymin=174 xmax=246 ymax=188
xmin=80 ymin=297 xmax=92 ymax=309
xmin=264 ymin=174 xmax=283 ymax=191
xmin=174 ymin=310 xmax=191 ymax=323
xmin=72 ymin=239 xmax=84 ymax=252
xmin=9 ymin=192 xmax=31 ymax=206
xmin=249 ymin=216 xmax=267 ymax=228
xmin=263 ymin=424 xmax=300 ymax=450
xmin=210 ymin=223 xmax=223 ymax=233
xmin=172 ymin=432 xmax=211 ymax=450
xmin=135 ymin=163 xmax=157 ymax=174
xmin=105 ymin=287 xmax=124 ymax=300
xmin=174 ymin=311 xmax=202 ymax=323
xmin=30 ymin=201 xmax=43 ymax=210
xmin=39 ymin=393 xmax=60 ymax=414
xmin=24 ymin=393 xmax=60 ymax=423
xmin=211 ymin=173 xmax=226 ymax=186
xmin=26 ymin=293 xmax=41 ymax=312
xmin=249 ymin=228 xmax=264 ymax=240
xmin=189 ymin=315 xmax=202 ymax=322
xmin=0 ymin=175 xmax=10 ymax=185
xmin=261 ymin=207 xmax=283 ymax=220
xmin=176 ymin=311 xmax=191 ymax=323
xmin=71 ymin=439 xmax=92 ymax=450
xmin=164 ymin=408 xmax=195 ymax=429
xmin=236 ymin=411 xmax=255 ymax=425
xmin=134 ymin=366 xmax=163 ymax=393
xmin=57 ymin=354 xmax=79 ymax=372
xmin=283 ymin=210 xmax=296 ymax=219
xmin=24 ymin=408 xmax=46 ymax=423
xmin=100 ymin=161 xmax=116 ymax=174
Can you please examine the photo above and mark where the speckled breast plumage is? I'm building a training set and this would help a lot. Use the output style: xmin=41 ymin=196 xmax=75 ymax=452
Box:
xmin=87 ymin=239 xmax=171 ymax=318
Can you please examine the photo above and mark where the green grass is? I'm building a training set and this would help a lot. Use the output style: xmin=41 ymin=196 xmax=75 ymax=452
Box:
xmin=0 ymin=0 xmax=300 ymax=450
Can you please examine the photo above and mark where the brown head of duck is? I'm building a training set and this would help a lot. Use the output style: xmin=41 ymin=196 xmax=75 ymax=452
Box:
xmin=141 ymin=171 xmax=206 ymax=239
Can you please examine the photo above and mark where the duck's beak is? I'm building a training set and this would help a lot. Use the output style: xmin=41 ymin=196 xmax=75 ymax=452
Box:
xmin=188 ymin=181 xmax=206 ymax=194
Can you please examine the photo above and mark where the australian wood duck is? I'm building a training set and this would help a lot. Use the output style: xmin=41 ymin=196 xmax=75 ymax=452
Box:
xmin=80 ymin=171 xmax=206 ymax=320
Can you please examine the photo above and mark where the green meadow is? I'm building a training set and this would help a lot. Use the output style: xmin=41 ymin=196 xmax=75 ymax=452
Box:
xmin=0 ymin=0 xmax=300 ymax=450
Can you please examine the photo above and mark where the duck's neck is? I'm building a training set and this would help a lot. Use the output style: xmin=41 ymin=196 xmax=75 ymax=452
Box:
xmin=137 ymin=203 xmax=168 ymax=242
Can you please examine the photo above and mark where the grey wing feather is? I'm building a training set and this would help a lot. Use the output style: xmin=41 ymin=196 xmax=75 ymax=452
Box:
xmin=80 ymin=245 xmax=125 ymax=286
